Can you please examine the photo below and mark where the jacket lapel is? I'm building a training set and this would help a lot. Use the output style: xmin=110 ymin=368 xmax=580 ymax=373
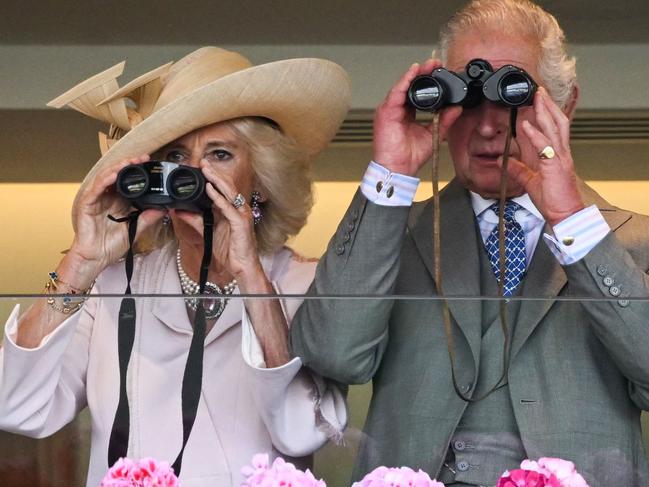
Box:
xmin=409 ymin=179 xmax=482 ymax=367
xmin=150 ymin=243 xmax=248 ymax=343
xmin=151 ymin=246 xmax=193 ymax=334
xmin=408 ymin=179 xmax=632 ymax=363
xmin=511 ymin=181 xmax=631 ymax=359
xmin=510 ymin=233 xmax=566 ymax=359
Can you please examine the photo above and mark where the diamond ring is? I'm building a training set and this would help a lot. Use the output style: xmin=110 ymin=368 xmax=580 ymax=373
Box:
xmin=232 ymin=193 xmax=246 ymax=209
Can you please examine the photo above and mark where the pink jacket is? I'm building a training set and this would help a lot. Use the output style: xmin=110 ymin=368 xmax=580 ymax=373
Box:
xmin=0 ymin=243 xmax=346 ymax=486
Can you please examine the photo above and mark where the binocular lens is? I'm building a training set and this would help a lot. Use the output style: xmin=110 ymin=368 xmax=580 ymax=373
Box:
xmin=168 ymin=168 xmax=199 ymax=199
xmin=408 ymin=77 xmax=442 ymax=110
xmin=499 ymin=72 xmax=533 ymax=106
xmin=117 ymin=166 xmax=148 ymax=197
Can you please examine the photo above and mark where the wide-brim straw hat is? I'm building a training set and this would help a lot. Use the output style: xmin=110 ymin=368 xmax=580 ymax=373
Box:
xmin=48 ymin=46 xmax=351 ymax=199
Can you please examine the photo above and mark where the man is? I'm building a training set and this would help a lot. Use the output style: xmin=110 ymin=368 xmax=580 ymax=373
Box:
xmin=290 ymin=1 xmax=649 ymax=486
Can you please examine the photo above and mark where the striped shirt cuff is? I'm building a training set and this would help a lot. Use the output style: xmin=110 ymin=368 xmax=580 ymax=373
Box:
xmin=360 ymin=161 xmax=420 ymax=207
xmin=543 ymin=205 xmax=610 ymax=265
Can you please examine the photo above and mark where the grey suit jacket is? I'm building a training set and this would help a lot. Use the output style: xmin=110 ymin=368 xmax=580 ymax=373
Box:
xmin=291 ymin=179 xmax=649 ymax=486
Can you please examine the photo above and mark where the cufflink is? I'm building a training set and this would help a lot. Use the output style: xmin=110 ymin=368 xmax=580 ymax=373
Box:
xmin=562 ymin=236 xmax=575 ymax=246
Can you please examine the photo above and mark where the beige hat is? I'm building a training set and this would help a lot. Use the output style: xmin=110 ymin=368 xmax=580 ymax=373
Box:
xmin=48 ymin=46 xmax=351 ymax=187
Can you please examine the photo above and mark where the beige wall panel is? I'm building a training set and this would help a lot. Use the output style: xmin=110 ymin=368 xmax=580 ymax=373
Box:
xmin=3 ymin=180 xmax=649 ymax=294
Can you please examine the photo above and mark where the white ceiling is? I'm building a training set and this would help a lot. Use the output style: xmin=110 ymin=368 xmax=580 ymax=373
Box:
xmin=4 ymin=0 xmax=649 ymax=45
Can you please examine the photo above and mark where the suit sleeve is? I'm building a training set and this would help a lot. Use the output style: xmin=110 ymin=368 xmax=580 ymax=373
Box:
xmin=0 ymin=296 xmax=95 ymax=437
xmin=290 ymin=189 xmax=411 ymax=385
xmin=563 ymin=226 xmax=649 ymax=409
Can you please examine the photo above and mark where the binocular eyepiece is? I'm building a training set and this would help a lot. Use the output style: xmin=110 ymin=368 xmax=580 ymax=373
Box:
xmin=116 ymin=161 xmax=211 ymax=212
xmin=407 ymin=58 xmax=537 ymax=112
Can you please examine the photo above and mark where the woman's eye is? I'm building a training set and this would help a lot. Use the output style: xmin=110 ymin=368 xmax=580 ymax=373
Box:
xmin=209 ymin=149 xmax=233 ymax=161
xmin=165 ymin=151 xmax=186 ymax=163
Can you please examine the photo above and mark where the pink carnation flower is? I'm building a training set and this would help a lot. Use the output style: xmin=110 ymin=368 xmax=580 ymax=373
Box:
xmin=352 ymin=465 xmax=445 ymax=487
xmin=240 ymin=453 xmax=326 ymax=487
xmin=497 ymin=469 xmax=561 ymax=487
xmin=527 ymin=458 xmax=589 ymax=487
xmin=101 ymin=457 xmax=179 ymax=487
xmin=498 ymin=457 xmax=589 ymax=487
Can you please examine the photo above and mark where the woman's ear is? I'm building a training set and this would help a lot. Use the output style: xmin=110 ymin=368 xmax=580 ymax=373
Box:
xmin=252 ymin=188 xmax=268 ymax=203
xmin=563 ymin=83 xmax=579 ymax=122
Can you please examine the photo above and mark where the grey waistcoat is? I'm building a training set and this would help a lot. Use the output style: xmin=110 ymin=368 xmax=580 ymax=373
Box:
xmin=441 ymin=240 xmax=527 ymax=486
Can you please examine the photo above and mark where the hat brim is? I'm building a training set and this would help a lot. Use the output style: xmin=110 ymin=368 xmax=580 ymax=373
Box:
xmin=84 ymin=57 xmax=351 ymax=183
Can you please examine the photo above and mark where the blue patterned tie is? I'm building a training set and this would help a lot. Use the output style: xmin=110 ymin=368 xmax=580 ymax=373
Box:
xmin=485 ymin=201 xmax=526 ymax=296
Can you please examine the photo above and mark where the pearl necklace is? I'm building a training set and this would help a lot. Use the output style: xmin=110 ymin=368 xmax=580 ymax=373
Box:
xmin=176 ymin=248 xmax=237 ymax=320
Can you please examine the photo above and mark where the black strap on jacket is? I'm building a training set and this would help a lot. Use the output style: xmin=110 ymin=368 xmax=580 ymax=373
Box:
xmin=106 ymin=210 xmax=140 ymax=467
xmin=107 ymin=209 xmax=214 ymax=477
xmin=172 ymin=209 xmax=213 ymax=474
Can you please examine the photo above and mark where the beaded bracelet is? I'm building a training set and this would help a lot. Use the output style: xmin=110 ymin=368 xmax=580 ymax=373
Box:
xmin=44 ymin=271 xmax=94 ymax=315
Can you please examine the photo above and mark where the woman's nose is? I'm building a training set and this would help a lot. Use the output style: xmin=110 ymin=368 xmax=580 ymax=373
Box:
xmin=181 ymin=156 xmax=203 ymax=168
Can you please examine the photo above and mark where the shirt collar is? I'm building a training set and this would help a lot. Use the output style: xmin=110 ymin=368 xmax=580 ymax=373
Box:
xmin=469 ymin=191 xmax=544 ymax=222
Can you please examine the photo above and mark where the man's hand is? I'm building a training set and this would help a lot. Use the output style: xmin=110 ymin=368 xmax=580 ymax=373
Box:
xmin=508 ymin=88 xmax=585 ymax=226
xmin=373 ymin=59 xmax=463 ymax=176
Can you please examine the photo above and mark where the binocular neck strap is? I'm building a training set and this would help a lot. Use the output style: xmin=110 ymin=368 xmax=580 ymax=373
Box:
xmin=172 ymin=208 xmax=213 ymax=475
xmin=107 ymin=209 xmax=214 ymax=479
xmin=433 ymin=107 xmax=519 ymax=403
xmin=509 ymin=107 xmax=518 ymax=138
xmin=107 ymin=210 xmax=141 ymax=468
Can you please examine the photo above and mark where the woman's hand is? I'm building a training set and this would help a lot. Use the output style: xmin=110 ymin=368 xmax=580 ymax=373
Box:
xmin=373 ymin=59 xmax=463 ymax=176
xmin=199 ymin=160 xmax=291 ymax=366
xmin=16 ymin=155 xmax=164 ymax=348
xmin=65 ymin=155 xmax=165 ymax=288
xmin=199 ymin=160 xmax=264 ymax=286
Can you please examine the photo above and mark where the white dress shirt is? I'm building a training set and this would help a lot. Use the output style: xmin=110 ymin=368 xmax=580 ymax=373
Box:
xmin=361 ymin=160 xmax=610 ymax=265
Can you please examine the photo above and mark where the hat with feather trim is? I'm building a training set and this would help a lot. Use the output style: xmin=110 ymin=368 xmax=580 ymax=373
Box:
xmin=48 ymin=46 xmax=351 ymax=202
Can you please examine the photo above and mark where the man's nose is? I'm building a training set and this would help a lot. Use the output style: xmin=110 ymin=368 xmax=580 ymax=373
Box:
xmin=475 ymin=102 xmax=510 ymax=138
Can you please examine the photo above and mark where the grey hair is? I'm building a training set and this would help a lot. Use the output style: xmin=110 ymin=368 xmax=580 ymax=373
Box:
xmin=438 ymin=0 xmax=577 ymax=108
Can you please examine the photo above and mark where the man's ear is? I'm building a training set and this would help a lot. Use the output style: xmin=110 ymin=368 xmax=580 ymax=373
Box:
xmin=563 ymin=83 xmax=579 ymax=122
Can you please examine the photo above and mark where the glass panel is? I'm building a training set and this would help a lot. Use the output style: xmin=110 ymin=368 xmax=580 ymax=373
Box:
xmin=1 ymin=295 xmax=648 ymax=485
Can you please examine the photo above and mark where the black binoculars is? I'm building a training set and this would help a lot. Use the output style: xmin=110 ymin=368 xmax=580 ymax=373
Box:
xmin=116 ymin=161 xmax=211 ymax=212
xmin=407 ymin=58 xmax=537 ymax=112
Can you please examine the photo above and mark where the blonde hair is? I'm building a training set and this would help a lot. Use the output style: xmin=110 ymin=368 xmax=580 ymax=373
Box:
xmin=229 ymin=117 xmax=313 ymax=255
xmin=439 ymin=0 xmax=577 ymax=108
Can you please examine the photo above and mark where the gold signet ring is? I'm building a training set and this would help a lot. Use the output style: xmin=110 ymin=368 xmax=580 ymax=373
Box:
xmin=539 ymin=145 xmax=556 ymax=159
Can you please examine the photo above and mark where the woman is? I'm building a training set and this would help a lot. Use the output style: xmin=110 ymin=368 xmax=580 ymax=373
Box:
xmin=0 ymin=47 xmax=350 ymax=486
